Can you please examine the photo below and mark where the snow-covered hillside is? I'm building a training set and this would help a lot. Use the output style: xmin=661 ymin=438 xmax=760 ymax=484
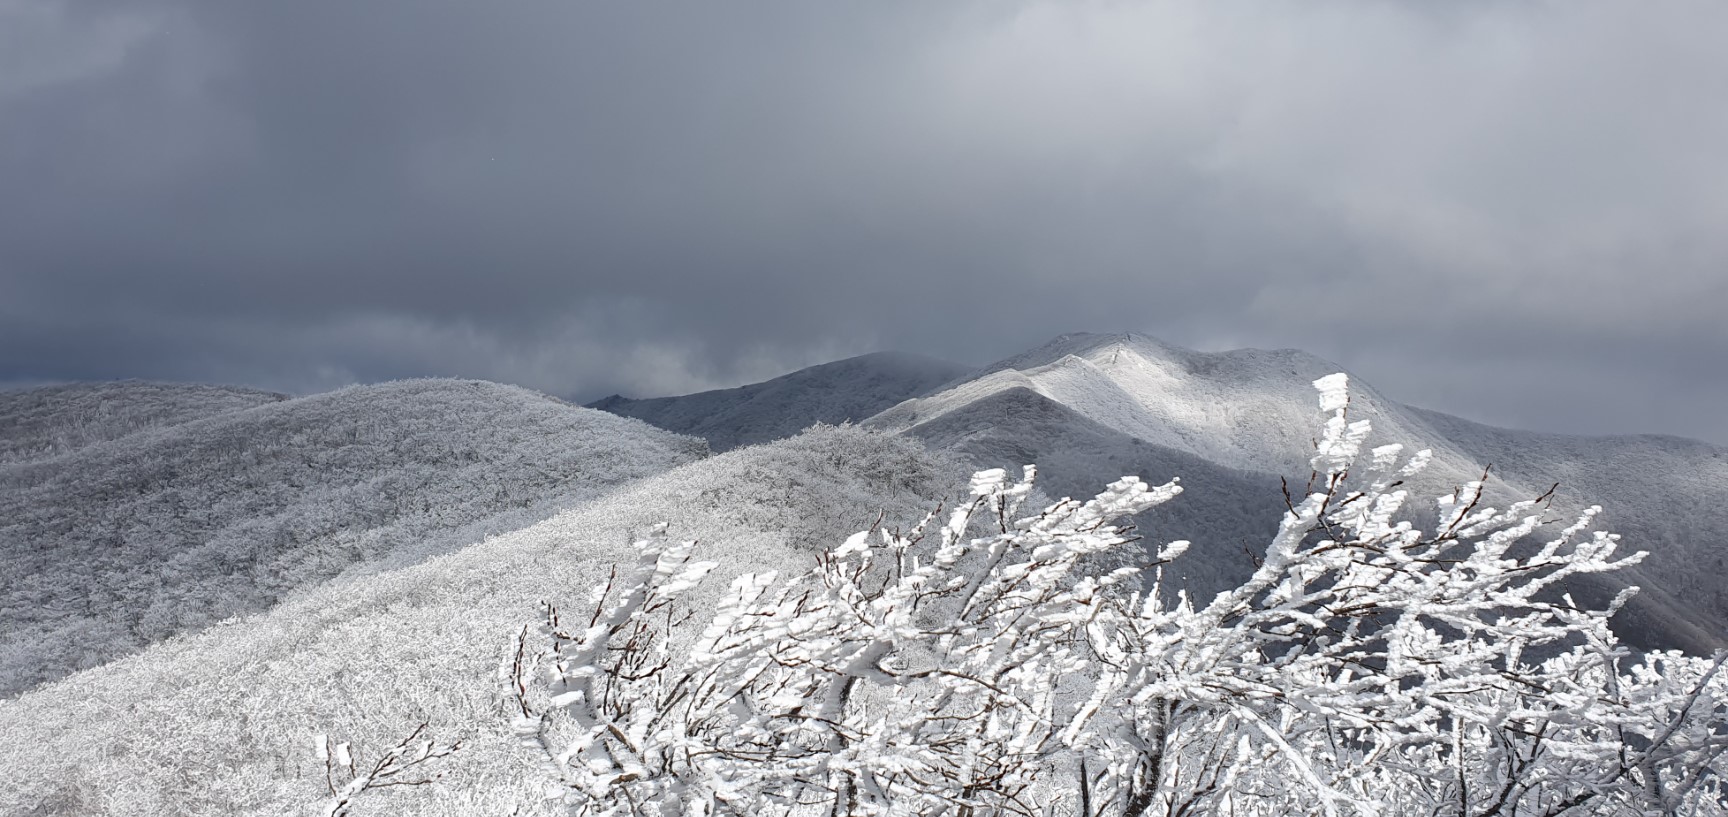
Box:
xmin=872 ymin=333 xmax=1479 ymax=487
xmin=0 ymin=426 xmax=964 ymax=817
xmin=868 ymin=332 xmax=1728 ymax=653
xmin=0 ymin=381 xmax=287 ymax=465
xmin=4 ymin=354 xmax=1723 ymax=814
xmin=588 ymin=351 xmax=969 ymax=451
xmin=894 ymin=384 xmax=1286 ymax=604
xmin=0 ymin=379 xmax=707 ymax=696
xmin=1410 ymin=407 xmax=1728 ymax=649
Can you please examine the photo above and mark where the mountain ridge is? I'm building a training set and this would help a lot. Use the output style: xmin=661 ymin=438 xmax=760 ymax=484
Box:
xmin=871 ymin=332 xmax=1728 ymax=653
xmin=574 ymin=330 xmax=1728 ymax=651
xmin=0 ymin=426 xmax=965 ymax=816
xmin=0 ymin=380 xmax=289 ymax=466
xmin=0 ymin=378 xmax=708 ymax=696
xmin=587 ymin=350 xmax=970 ymax=451
xmin=4 ymin=335 xmax=1726 ymax=814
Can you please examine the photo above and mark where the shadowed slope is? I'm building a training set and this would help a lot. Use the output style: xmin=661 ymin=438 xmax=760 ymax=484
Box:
xmin=588 ymin=351 xmax=969 ymax=451
xmin=1410 ymin=406 xmax=1728 ymax=650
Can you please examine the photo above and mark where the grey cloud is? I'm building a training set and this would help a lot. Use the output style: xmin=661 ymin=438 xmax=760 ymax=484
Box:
xmin=2 ymin=0 xmax=1724 ymax=441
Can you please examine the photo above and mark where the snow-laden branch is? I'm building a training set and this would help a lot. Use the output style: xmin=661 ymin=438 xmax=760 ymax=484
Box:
xmin=496 ymin=374 xmax=1727 ymax=817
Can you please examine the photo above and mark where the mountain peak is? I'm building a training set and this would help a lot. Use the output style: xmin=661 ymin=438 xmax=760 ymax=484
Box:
xmin=875 ymin=332 xmax=1369 ymax=474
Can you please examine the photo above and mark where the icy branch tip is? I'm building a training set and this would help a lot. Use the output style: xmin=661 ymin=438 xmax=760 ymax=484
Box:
xmin=969 ymin=468 xmax=1009 ymax=497
xmin=1313 ymin=373 xmax=1350 ymax=413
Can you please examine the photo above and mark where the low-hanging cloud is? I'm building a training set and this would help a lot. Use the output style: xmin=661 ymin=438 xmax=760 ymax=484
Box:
xmin=3 ymin=0 xmax=1724 ymax=442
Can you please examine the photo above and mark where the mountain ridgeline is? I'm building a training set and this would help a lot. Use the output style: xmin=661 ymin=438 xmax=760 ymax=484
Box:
xmin=586 ymin=351 xmax=971 ymax=451
xmin=597 ymin=334 xmax=1728 ymax=654
xmin=0 ymin=379 xmax=708 ymax=695
xmin=3 ymin=333 xmax=1724 ymax=815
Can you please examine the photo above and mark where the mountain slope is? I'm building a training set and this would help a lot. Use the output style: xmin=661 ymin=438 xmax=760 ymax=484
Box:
xmin=897 ymin=385 xmax=1285 ymax=603
xmin=0 ymin=426 xmax=964 ymax=817
xmin=588 ymin=351 xmax=970 ymax=451
xmin=0 ymin=379 xmax=707 ymax=696
xmin=872 ymin=334 xmax=1480 ymax=486
xmin=0 ymin=381 xmax=287 ymax=465
xmin=1409 ymin=406 xmax=1728 ymax=642
xmin=870 ymin=332 xmax=1728 ymax=653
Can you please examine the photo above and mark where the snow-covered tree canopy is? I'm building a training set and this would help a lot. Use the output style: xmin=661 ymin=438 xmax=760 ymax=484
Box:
xmin=425 ymin=374 xmax=1725 ymax=817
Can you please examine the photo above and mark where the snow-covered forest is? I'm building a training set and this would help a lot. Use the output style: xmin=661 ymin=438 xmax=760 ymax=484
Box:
xmin=10 ymin=2 xmax=1727 ymax=813
xmin=3 ymin=353 xmax=1724 ymax=816
xmin=489 ymin=374 xmax=1728 ymax=816
xmin=0 ymin=423 xmax=958 ymax=816
xmin=0 ymin=379 xmax=706 ymax=695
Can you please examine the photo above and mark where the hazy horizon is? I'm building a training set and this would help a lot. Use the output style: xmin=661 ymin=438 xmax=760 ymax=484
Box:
xmin=5 ymin=2 xmax=1725 ymax=443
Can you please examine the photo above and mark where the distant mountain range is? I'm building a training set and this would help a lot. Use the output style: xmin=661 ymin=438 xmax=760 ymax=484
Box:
xmin=3 ymin=332 xmax=1724 ymax=815
xmin=586 ymin=351 xmax=970 ymax=451
xmin=593 ymin=332 xmax=1728 ymax=654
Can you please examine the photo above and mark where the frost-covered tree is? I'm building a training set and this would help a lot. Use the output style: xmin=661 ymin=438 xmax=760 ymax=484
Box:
xmin=498 ymin=374 xmax=1726 ymax=817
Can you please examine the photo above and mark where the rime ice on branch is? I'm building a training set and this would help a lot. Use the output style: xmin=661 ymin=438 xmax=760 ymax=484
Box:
xmin=500 ymin=374 xmax=1727 ymax=817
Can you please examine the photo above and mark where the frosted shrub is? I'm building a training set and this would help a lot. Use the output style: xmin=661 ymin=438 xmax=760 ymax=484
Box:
xmin=317 ymin=724 xmax=463 ymax=817
xmin=483 ymin=375 xmax=1726 ymax=817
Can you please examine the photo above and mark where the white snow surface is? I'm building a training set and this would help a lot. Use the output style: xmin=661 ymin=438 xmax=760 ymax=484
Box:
xmin=0 ymin=426 xmax=963 ymax=817
xmin=0 ymin=378 xmax=707 ymax=696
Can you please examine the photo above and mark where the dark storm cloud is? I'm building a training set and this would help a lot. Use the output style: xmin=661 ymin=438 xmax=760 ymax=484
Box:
xmin=3 ymin=1 xmax=1725 ymax=441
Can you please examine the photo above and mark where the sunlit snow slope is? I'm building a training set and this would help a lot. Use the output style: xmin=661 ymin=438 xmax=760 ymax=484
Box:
xmin=588 ymin=351 xmax=969 ymax=451
xmin=0 ymin=379 xmax=707 ymax=696
xmin=0 ymin=427 xmax=962 ymax=817
xmin=873 ymin=333 xmax=1481 ymax=485
xmin=869 ymin=332 xmax=1727 ymax=653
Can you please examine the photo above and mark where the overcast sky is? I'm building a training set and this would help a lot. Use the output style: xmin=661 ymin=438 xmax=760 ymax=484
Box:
xmin=3 ymin=1 xmax=1725 ymax=442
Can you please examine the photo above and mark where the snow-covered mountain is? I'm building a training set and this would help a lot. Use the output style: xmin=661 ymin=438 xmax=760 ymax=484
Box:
xmin=1410 ymin=407 xmax=1728 ymax=646
xmin=5 ymin=335 xmax=1725 ymax=815
xmin=869 ymin=332 xmax=1728 ymax=653
xmin=0 ymin=381 xmax=287 ymax=466
xmin=891 ymin=383 xmax=1288 ymax=604
xmin=871 ymin=333 xmax=1487 ymax=488
xmin=0 ymin=379 xmax=707 ymax=696
xmin=573 ymin=332 xmax=1727 ymax=651
xmin=587 ymin=351 xmax=969 ymax=451
xmin=0 ymin=426 xmax=963 ymax=817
